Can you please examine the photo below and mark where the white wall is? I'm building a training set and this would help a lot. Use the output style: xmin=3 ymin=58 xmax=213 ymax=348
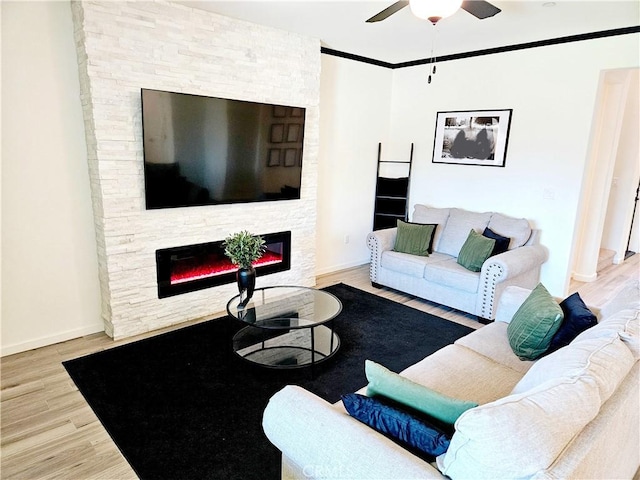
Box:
xmin=384 ymin=35 xmax=639 ymax=297
xmin=316 ymin=55 xmax=393 ymax=275
xmin=1 ymin=1 xmax=102 ymax=355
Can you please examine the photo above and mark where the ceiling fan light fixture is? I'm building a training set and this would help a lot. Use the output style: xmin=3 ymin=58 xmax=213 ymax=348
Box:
xmin=409 ymin=0 xmax=464 ymax=24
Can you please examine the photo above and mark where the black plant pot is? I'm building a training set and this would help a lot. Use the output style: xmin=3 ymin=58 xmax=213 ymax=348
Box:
xmin=236 ymin=266 xmax=256 ymax=306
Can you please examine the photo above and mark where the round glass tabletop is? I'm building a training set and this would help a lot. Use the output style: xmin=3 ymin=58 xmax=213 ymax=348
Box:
xmin=226 ymin=286 xmax=342 ymax=329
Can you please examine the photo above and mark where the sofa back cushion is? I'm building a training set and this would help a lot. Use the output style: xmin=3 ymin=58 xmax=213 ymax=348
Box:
xmin=436 ymin=208 xmax=492 ymax=257
xmin=511 ymin=333 xmax=635 ymax=403
xmin=454 ymin=321 xmax=535 ymax=375
xmin=487 ymin=213 xmax=532 ymax=248
xmin=437 ymin=375 xmax=602 ymax=479
xmin=573 ymin=308 xmax=639 ymax=343
xmin=411 ymin=205 xmax=450 ymax=252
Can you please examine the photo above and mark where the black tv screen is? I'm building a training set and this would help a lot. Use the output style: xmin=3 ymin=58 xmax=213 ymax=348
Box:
xmin=141 ymin=88 xmax=305 ymax=209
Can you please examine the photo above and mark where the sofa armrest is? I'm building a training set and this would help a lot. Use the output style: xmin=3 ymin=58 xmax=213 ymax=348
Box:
xmin=263 ymin=385 xmax=444 ymax=480
xmin=483 ymin=244 xmax=548 ymax=280
xmin=477 ymin=244 xmax=549 ymax=320
xmin=366 ymin=228 xmax=397 ymax=283
xmin=494 ymin=286 xmax=533 ymax=323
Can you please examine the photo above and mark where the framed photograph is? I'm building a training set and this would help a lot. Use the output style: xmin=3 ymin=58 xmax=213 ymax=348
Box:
xmin=283 ymin=148 xmax=297 ymax=167
xmin=267 ymin=148 xmax=281 ymax=167
xmin=432 ymin=109 xmax=512 ymax=167
xmin=286 ymin=124 xmax=300 ymax=143
xmin=270 ymin=124 xmax=285 ymax=143
xmin=273 ymin=105 xmax=287 ymax=118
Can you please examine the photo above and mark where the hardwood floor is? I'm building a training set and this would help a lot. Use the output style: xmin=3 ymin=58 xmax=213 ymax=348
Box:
xmin=2 ymin=255 xmax=638 ymax=479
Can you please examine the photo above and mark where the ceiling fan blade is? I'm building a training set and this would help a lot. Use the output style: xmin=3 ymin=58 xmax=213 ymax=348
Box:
xmin=366 ymin=1 xmax=409 ymax=23
xmin=461 ymin=0 xmax=501 ymax=19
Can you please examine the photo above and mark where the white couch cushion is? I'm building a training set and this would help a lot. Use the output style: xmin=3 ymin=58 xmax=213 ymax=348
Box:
xmin=454 ymin=321 xmax=535 ymax=374
xmin=411 ymin=205 xmax=450 ymax=252
xmin=380 ymin=251 xmax=450 ymax=278
xmin=423 ymin=258 xmax=480 ymax=294
xmin=437 ymin=375 xmax=602 ymax=480
xmin=511 ymin=333 xmax=635 ymax=403
xmin=599 ymin=281 xmax=640 ymax=318
xmin=436 ymin=208 xmax=492 ymax=257
xmin=487 ymin=213 xmax=532 ymax=249
xmin=400 ymin=343 xmax=523 ymax=405
xmin=573 ymin=308 xmax=639 ymax=343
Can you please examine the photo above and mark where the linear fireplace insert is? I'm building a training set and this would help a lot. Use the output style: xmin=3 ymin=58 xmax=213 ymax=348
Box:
xmin=156 ymin=231 xmax=291 ymax=298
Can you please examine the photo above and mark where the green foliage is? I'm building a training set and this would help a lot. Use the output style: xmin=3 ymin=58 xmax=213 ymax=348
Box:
xmin=222 ymin=230 xmax=266 ymax=269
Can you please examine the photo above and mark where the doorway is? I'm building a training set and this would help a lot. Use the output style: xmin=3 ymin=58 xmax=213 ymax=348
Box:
xmin=571 ymin=68 xmax=640 ymax=283
xmin=624 ymin=181 xmax=640 ymax=259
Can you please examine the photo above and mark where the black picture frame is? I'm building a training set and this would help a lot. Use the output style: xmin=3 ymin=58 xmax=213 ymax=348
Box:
xmin=432 ymin=109 xmax=512 ymax=167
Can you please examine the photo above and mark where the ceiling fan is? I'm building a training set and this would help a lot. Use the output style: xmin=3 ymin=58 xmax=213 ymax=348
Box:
xmin=366 ymin=0 xmax=501 ymax=24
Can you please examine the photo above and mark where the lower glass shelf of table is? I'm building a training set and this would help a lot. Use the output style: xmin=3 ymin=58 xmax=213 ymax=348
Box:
xmin=226 ymin=286 xmax=342 ymax=369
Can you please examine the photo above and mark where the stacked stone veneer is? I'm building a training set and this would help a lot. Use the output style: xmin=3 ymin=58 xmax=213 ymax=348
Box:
xmin=70 ymin=1 xmax=321 ymax=339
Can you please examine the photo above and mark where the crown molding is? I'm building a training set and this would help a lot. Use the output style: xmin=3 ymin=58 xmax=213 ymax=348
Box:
xmin=321 ymin=26 xmax=640 ymax=69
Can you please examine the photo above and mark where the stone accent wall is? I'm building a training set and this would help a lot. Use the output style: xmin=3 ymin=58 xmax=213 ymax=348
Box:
xmin=71 ymin=1 xmax=320 ymax=339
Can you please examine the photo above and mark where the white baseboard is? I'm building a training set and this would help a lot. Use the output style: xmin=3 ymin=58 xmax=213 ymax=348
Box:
xmin=572 ymin=271 xmax=598 ymax=283
xmin=1 ymin=324 xmax=105 ymax=357
xmin=316 ymin=259 xmax=369 ymax=277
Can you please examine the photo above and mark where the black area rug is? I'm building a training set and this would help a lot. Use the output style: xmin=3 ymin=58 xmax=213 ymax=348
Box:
xmin=63 ymin=283 xmax=474 ymax=480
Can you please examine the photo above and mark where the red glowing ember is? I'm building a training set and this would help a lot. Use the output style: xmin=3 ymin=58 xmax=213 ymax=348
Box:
xmin=170 ymin=251 xmax=283 ymax=285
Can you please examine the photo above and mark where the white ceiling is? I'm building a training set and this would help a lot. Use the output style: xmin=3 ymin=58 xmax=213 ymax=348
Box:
xmin=180 ymin=0 xmax=639 ymax=64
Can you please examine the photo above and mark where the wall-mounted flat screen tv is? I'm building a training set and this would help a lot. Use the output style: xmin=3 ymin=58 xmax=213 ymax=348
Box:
xmin=141 ymin=88 xmax=305 ymax=209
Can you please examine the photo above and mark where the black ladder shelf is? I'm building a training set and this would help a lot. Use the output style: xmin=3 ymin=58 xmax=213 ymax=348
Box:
xmin=373 ymin=142 xmax=414 ymax=231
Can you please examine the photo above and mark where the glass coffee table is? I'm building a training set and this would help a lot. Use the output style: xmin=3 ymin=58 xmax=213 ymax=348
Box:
xmin=226 ymin=286 xmax=342 ymax=369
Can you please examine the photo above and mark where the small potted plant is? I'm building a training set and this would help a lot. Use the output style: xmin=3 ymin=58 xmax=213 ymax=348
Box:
xmin=223 ymin=230 xmax=266 ymax=303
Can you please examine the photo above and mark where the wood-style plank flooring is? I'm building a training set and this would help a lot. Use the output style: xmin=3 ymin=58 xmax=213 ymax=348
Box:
xmin=2 ymin=254 xmax=639 ymax=479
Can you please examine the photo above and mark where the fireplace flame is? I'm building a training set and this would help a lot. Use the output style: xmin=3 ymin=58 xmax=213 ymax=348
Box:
xmin=170 ymin=251 xmax=283 ymax=285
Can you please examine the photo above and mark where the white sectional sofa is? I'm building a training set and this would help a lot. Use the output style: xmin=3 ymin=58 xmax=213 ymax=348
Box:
xmin=262 ymin=283 xmax=640 ymax=480
xmin=367 ymin=205 xmax=548 ymax=320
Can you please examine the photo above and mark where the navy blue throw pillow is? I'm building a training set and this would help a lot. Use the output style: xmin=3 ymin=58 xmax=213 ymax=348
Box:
xmin=341 ymin=393 xmax=451 ymax=459
xmin=482 ymin=227 xmax=510 ymax=257
xmin=547 ymin=292 xmax=598 ymax=353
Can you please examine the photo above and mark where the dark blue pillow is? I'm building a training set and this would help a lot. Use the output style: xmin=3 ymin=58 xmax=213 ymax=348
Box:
xmin=482 ymin=227 xmax=510 ymax=257
xmin=341 ymin=393 xmax=450 ymax=459
xmin=547 ymin=292 xmax=598 ymax=353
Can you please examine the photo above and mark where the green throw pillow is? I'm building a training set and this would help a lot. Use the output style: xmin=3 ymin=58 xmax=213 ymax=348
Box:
xmin=393 ymin=220 xmax=435 ymax=257
xmin=457 ymin=229 xmax=496 ymax=272
xmin=507 ymin=283 xmax=564 ymax=360
xmin=365 ymin=360 xmax=478 ymax=425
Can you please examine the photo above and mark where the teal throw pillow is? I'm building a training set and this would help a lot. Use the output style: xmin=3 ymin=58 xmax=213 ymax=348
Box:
xmin=393 ymin=220 xmax=435 ymax=257
xmin=365 ymin=360 xmax=478 ymax=425
xmin=457 ymin=229 xmax=496 ymax=272
xmin=507 ymin=283 xmax=564 ymax=360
